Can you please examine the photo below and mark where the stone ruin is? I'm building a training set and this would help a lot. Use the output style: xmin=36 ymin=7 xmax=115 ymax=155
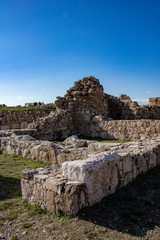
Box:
xmin=1 ymin=76 xmax=160 ymax=215
xmin=28 ymin=76 xmax=160 ymax=140
xmin=149 ymin=97 xmax=160 ymax=107
xmin=20 ymin=136 xmax=160 ymax=215
xmin=0 ymin=110 xmax=50 ymax=130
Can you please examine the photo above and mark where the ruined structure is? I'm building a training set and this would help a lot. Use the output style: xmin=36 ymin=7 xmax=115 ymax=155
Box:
xmin=119 ymin=94 xmax=139 ymax=108
xmin=25 ymin=102 xmax=45 ymax=107
xmin=28 ymin=76 xmax=160 ymax=140
xmin=0 ymin=110 xmax=50 ymax=130
xmin=1 ymin=76 xmax=160 ymax=215
xmin=149 ymin=97 xmax=160 ymax=107
xmin=20 ymin=136 xmax=160 ymax=215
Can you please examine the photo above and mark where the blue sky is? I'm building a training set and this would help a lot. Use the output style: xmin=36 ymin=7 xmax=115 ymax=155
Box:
xmin=0 ymin=0 xmax=160 ymax=106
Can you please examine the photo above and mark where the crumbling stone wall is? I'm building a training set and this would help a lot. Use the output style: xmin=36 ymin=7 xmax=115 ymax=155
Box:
xmin=149 ymin=97 xmax=160 ymax=107
xmin=0 ymin=135 xmax=91 ymax=164
xmin=133 ymin=105 xmax=160 ymax=119
xmin=79 ymin=119 xmax=160 ymax=140
xmin=119 ymin=94 xmax=139 ymax=108
xmin=28 ymin=77 xmax=160 ymax=141
xmin=28 ymin=77 xmax=135 ymax=140
xmin=0 ymin=110 xmax=50 ymax=130
xmin=21 ymin=137 xmax=160 ymax=215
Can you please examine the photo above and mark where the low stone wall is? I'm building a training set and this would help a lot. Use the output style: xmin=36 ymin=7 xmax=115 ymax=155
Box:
xmin=0 ymin=110 xmax=50 ymax=130
xmin=0 ymin=134 xmax=122 ymax=164
xmin=0 ymin=135 xmax=58 ymax=164
xmin=21 ymin=137 xmax=160 ymax=215
xmin=78 ymin=119 xmax=160 ymax=140
xmin=21 ymin=166 xmax=87 ymax=215
xmin=1 ymin=119 xmax=160 ymax=142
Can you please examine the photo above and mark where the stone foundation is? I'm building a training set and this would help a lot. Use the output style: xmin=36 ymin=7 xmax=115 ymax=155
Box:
xmin=21 ymin=137 xmax=160 ymax=215
xmin=0 ymin=134 xmax=122 ymax=164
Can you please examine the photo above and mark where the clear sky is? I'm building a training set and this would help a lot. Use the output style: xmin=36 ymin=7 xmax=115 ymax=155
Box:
xmin=1 ymin=0 xmax=160 ymax=106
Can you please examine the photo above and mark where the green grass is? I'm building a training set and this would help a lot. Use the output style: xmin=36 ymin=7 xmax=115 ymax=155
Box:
xmin=22 ymin=222 xmax=32 ymax=229
xmin=0 ymin=153 xmax=51 ymax=201
xmin=78 ymin=135 xmax=131 ymax=143
xmin=0 ymin=106 xmax=55 ymax=112
xmin=0 ymin=154 xmax=51 ymax=222
xmin=50 ymin=209 xmax=71 ymax=220
xmin=99 ymin=139 xmax=132 ymax=143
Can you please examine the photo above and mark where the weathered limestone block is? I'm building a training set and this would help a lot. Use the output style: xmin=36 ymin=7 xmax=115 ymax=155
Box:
xmin=62 ymin=152 xmax=120 ymax=205
xmin=21 ymin=166 xmax=88 ymax=215
xmin=21 ymin=169 xmax=38 ymax=203
xmin=63 ymin=135 xmax=87 ymax=148
xmin=0 ymin=135 xmax=58 ymax=164
xmin=21 ymin=169 xmax=37 ymax=180
xmin=21 ymin=137 xmax=160 ymax=215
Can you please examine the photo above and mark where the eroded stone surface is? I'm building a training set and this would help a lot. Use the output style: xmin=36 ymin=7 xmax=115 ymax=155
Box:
xmin=0 ymin=110 xmax=50 ymax=130
xmin=28 ymin=77 xmax=160 ymax=141
xmin=0 ymin=134 xmax=111 ymax=164
xmin=21 ymin=137 xmax=160 ymax=215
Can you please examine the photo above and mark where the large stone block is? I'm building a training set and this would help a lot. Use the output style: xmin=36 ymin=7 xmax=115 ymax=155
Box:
xmin=62 ymin=152 xmax=120 ymax=205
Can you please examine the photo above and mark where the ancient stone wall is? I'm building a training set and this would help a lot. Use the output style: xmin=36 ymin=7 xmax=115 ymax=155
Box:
xmin=0 ymin=110 xmax=50 ymax=130
xmin=28 ymin=77 xmax=160 ymax=141
xmin=149 ymin=97 xmax=160 ymax=107
xmin=119 ymin=94 xmax=132 ymax=104
xmin=78 ymin=119 xmax=160 ymax=140
xmin=21 ymin=137 xmax=160 ymax=215
xmin=29 ymin=114 xmax=160 ymax=141
xmin=28 ymin=77 xmax=136 ymax=140
xmin=0 ymin=135 xmax=91 ymax=164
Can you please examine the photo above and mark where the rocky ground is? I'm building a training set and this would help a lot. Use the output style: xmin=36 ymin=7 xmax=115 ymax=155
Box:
xmin=1 ymin=153 xmax=160 ymax=239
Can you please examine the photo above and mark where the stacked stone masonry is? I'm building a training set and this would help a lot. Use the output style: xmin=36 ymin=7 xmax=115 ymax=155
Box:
xmin=79 ymin=119 xmax=160 ymax=140
xmin=28 ymin=77 xmax=160 ymax=141
xmin=1 ymin=76 xmax=160 ymax=216
xmin=0 ymin=135 xmax=90 ymax=165
xmin=149 ymin=97 xmax=160 ymax=107
xmin=20 ymin=136 xmax=160 ymax=215
xmin=1 ymin=119 xmax=160 ymax=166
xmin=0 ymin=110 xmax=50 ymax=130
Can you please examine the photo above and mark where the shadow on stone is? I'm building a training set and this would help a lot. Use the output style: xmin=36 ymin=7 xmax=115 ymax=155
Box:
xmin=78 ymin=166 xmax=160 ymax=237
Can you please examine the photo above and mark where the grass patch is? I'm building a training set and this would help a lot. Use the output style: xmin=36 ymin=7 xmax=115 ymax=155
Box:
xmin=0 ymin=106 xmax=55 ymax=112
xmin=0 ymin=198 xmax=22 ymax=221
xmin=22 ymin=222 xmax=32 ymax=229
xmin=50 ymin=209 xmax=71 ymax=221
xmin=78 ymin=135 xmax=131 ymax=143
xmin=22 ymin=202 xmax=47 ymax=215
xmin=0 ymin=154 xmax=51 ymax=223
xmin=99 ymin=139 xmax=131 ymax=143
xmin=0 ymin=154 xmax=51 ymax=201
